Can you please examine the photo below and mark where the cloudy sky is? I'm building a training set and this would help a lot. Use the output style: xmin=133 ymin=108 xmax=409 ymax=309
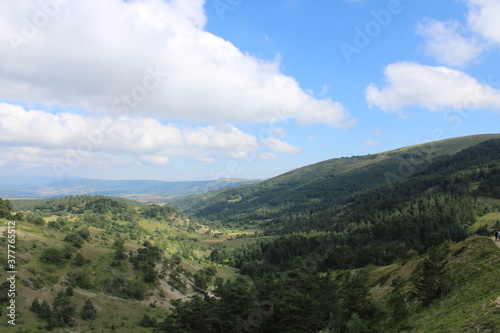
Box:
xmin=0 ymin=0 xmax=499 ymax=181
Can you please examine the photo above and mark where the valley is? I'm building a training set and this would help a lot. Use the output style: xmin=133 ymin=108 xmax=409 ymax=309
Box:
xmin=1 ymin=134 xmax=500 ymax=332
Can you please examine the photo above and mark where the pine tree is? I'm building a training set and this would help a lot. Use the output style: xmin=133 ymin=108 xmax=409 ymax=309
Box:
xmin=39 ymin=299 xmax=52 ymax=320
xmin=30 ymin=297 xmax=41 ymax=313
xmin=52 ymin=291 xmax=75 ymax=325
xmin=416 ymin=244 xmax=451 ymax=305
xmin=0 ymin=198 xmax=14 ymax=219
xmin=346 ymin=313 xmax=368 ymax=333
xmin=80 ymin=299 xmax=97 ymax=321
xmin=47 ymin=309 xmax=65 ymax=329
xmin=72 ymin=252 xmax=87 ymax=267
xmin=65 ymin=286 xmax=74 ymax=297
xmin=140 ymin=314 xmax=157 ymax=327
xmin=343 ymin=271 xmax=374 ymax=318
xmin=388 ymin=276 xmax=409 ymax=322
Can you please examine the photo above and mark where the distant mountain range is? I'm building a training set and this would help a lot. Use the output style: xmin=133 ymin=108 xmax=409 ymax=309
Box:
xmin=0 ymin=176 xmax=260 ymax=202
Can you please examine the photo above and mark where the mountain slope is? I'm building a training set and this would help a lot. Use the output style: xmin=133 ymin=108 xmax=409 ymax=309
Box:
xmin=376 ymin=237 xmax=500 ymax=333
xmin=172 ymin=134 xmax=500 ymax=226
xmin=0 ymin=195 xmax=228 ymax=331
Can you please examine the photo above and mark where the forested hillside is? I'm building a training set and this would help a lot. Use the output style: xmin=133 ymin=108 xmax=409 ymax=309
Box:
xmin=172 ymin=134 xmax=500 ymax=227
xmin=212 ymin=138 xmax=500 ymax=280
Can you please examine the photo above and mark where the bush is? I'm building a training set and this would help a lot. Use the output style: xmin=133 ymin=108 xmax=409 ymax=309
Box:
xmin=72 ymin=253 xmax=87 ymax=267
xmin=100 ymin=277 xmax=146 ymax=300
xmin=140 ymin=314 xmax=156 ymax=327
xmin=32 ymin=216 xmax=45 ymax=226
xmin=0 ymin=198 xmax=14 ymax=219
xmin=475 ymin=225 xmax=491 ymax=236
xmin=63 ymin=233 xmax=85 ymax=248
xmin=67 ymin=270 xmax=92 ymax=289
xmin=39 ymin=248 xmax=68 ymax=266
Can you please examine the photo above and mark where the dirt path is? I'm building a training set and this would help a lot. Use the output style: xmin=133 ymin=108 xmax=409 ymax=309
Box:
xmin=493 ymin=237 xmax=500 ymax=248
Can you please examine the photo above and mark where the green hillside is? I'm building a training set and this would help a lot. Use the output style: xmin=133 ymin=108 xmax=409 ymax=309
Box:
xmin=172 ymin=134 xmax=500 ymax=227
xmin=0 ymin=196 xmax=233 ymax=332
xmin=371 ymin=236 xmax=500 ymax=333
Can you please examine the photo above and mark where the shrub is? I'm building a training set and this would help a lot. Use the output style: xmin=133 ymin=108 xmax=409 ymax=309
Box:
xmin=63 ymin=233 xmax=85 ymax=248
xmin=67 ymin=270 xmax=92 ymax=289
xmin=39 ymin=248 xmax=68 ymax=266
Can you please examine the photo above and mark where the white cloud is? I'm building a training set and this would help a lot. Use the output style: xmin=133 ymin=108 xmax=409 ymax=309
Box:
xmin=416 ymin=19 xmax=483 ymax=67
xmin=262 ymin=137 xmax=302 ymax=154
xmin=467 ymin=0 xmax=500 ymax=46
xmin=0 ymin=103 xmax=268 ymax=169
xmin=416 ymin=0 xmax=500 ymax=67
xmin=0 ymin=0 xmax=355 ymax=128
xmin=366 ymin=62 xmax=500 ymax=112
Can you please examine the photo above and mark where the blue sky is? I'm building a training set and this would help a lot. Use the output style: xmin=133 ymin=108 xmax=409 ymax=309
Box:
xmin=0 ymin=0 xmax=499 ymax=181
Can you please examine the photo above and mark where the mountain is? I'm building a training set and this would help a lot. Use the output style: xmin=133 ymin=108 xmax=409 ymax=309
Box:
xmin=0 ymin=177 xmax=260 ymax=202
xmin=171 ymin=134 xmax=500 ymax=226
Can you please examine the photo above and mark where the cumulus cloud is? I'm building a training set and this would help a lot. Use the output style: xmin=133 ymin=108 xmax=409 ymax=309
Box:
xmin=0 ymin=0 xmax=355 ymax=128
xmin=0 ymin=103 xmax=269 ymax=169
xmin=366 ymin=62 xmax=500 ymax=112
xmin=467 ymin=0 xmax=500 ymax=46
xmin=416 ymin=19 xmax=483 ymax=67
xmin=417 ymin=0 xmax=500 ymax=67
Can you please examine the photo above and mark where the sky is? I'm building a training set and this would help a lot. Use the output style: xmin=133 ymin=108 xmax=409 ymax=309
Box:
xmin=0 ymin=0 xmax=499 ymax=182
